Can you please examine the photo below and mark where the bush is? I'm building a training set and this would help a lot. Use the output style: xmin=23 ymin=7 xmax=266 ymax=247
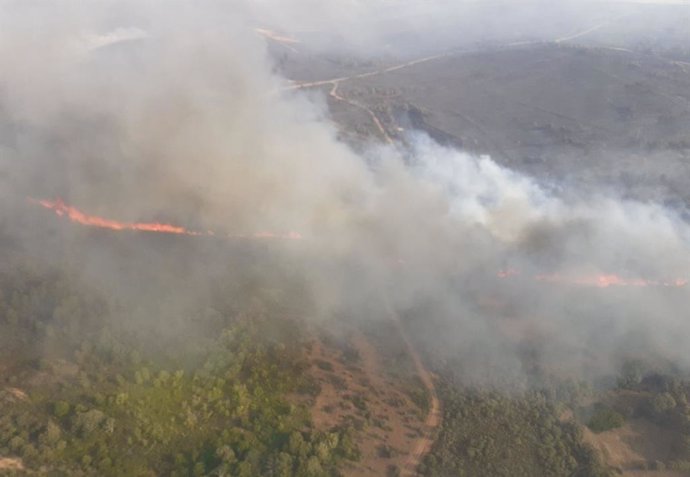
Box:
xmin=650 ymin=393 xmax=677 ymax=415
xmin=52 ymin=401 xmax=70 ymax=418
xmin=315 ymin=360 xmax=334 ymax=372
xmin=588 ymin=407 xmax=625 ymax=433
xmin=378 ymin=444 xmax=393 ymax=458
xmin=387 ymin=464 xmax=401 ymax=477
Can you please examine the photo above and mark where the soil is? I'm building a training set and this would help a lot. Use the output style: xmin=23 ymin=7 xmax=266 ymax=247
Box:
xmin=0 ymin=457 xmax=24 ymax=472
xmin=304 ymin=323 xmax=438 ymax=477
xmin=583 ymin=419 xmax=686 ymax=476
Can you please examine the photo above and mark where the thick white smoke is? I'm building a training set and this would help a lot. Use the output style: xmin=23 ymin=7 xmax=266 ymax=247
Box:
xmin=412 ymin=135 xmax=690 ymax=275
xmin=2 ymin=0 xmax=690 ymax=385
xmin=394 ymin=136 xmax=690 ymax=382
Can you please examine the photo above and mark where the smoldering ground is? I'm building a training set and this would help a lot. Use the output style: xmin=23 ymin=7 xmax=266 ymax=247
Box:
xmin=1 ymin=1 xmax=690 ymax=386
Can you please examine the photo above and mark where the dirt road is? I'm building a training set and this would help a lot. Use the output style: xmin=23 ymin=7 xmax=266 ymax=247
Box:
xmin=329 ymin=82 xmax=394 ymax=144
xmin=387 ymin=305 xmax=442 ymax=476
xmin=286 ymin=51 xmax=453 ymax=93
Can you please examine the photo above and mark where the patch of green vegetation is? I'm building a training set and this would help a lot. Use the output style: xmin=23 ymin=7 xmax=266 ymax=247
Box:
xmin=587 ymin=406 xmax=625 ymax=433
xmin=605 ymin=364 xmax=690 ymax=469
xmin=405 ymin=376 xmax=431 ymax=414
xmin=421 ymin=384 xmax=610 ymax=477
xmin=315 ymin=359 xmax=335 ymax=372
xmin=0 ymin=263 xmax=360 ymax=476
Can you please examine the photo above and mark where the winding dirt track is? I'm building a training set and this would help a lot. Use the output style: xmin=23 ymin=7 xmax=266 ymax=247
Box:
xmin=284 ymin=52 xmax=455 ymax=145
xmin=386 ymin=304 xmax=441 ymax=477
xmin=282 ymin=7 xmax=660 ymax=100
xmin=285 ymin=52 xmax=452 ymax=92
xmin=330 ymin=82 xmax=394 ymax=144
xmin=554 ymin=12 xmax=638 ymax=44
xmin=281 ymin=14 xmax=645 ymax=149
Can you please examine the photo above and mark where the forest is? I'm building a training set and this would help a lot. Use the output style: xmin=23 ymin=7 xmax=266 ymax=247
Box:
xmin=2 ymin=239 xmax=690 ymax=476
xmin=0 ymin=255 xmax=359 ymax=476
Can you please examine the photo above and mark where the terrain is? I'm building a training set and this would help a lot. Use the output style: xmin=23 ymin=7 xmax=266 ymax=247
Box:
xmin=3 ymin=2 xmax=690 ymax=476
xmin=284 ymin=42 xmax=690 ymax=208
xmin=267 ymin=8 xmax=690 ymax=476
xmin=0 ymin=217 xmax=442 ymax=476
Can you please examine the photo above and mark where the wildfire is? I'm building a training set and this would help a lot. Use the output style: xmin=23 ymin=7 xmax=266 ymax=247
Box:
xmin=28 ymin=197 xmax=687 ymax=287
xmin=30 ymin=198 xmax=302 ymax=240
xmin=499 ymin=270 xmax=687 ymax=288
xmin=497 ymin=268 xmax=519 ymax=279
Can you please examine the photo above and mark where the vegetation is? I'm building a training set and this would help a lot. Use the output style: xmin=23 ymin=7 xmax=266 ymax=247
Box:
xmin=610 ymin=366 xmax=690 ymax=471
xmin=7 ymin=256 xmax=690 ymax=477
xmin=0 ymin=261 xmax=359 ymax=475
xmin=421 ymin=383 xmax=610 ymax=477
xmin=587 ymin=406 xmax=626 ymax=433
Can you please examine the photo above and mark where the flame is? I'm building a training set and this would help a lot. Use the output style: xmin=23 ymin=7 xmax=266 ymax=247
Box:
xmin=28 ymin=198 xmax=685 ymax=286
xmin=30 ymin=198 xmax=302 ymax=240
xmin=534 ymin=273 xmax=687 ymax=288
xmin=497 ymin=268 xmax=520 ymax=279
xmin=255 ymin=28 xmax=300 ymax=45
xmin=32 ymin=198 xmax=199 ymax=235
xmin=498 ymin=269 xmax=688 ymax=288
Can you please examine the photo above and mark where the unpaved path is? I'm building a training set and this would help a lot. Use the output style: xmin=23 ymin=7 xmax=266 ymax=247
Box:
xmin=285 ymin=51 xmax=452 ymax=92
xmin=554 ymin=12 xmax=638 ymax=44
xmin=284 ymin=52 xmax=455 ymax=145
xmin=329 ymin=82 xmax=394 ymax=144
xmin=306 ymin=332 xmax=430 ymax=477
xmin=282 ymin=14 xmax=644 ymax=150
xmin=284 ymin=12 xmax=635 ymax=96
xmin=387 ymin=305 xmax=441 ymax=477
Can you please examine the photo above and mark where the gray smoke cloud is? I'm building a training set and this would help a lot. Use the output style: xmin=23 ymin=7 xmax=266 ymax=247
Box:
xmin=2 ymin=0 xmax=690 ymax=385
xmin=246 ymin=0 xmax=690 ymax=56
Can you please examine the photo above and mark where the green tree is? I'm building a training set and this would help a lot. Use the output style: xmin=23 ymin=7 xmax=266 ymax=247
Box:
xmin=52 ymin=401 xmax=70 ymax=418
xmin=588 ymin=407 xmax=625 ymax=433
xmin=38 ymin=421 xmax=61 ymax=445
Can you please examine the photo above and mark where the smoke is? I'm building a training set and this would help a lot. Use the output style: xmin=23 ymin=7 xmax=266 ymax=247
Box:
xmin=392 ymin=137 xmax=690 ymax=383
xmin=2 ymin=0 xmax=690 ymax=386
xmin=245 ymin=0 xmax=690 ymax=56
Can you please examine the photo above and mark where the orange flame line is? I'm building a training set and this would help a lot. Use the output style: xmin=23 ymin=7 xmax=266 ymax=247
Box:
xmin=499 ymin=270 xmax=687 ymax=288
xmin=30 ymin=198 xmax=683 ymax=286
xmin=29 ymin=198 xmax=302 ymax=240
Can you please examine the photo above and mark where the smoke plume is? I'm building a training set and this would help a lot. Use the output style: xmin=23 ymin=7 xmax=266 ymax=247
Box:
xmin=2 ymin=0 xmax=690 ymax=386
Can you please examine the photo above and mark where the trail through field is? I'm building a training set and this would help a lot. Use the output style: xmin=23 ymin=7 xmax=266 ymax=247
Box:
xmin=554 ymin=12 xmax=638 ymax=44
xmin=329 ymin=82 xmax=394 ymax=144
xmin=284 ymin=51 xmax=454 ymax=145
xmin=306 ymin=331 xmax=431 ymax=477
xmin=387 ymin=306 xmax=442 ymax=477
xmin=285 ymin=9 xmax=637 ymax=95
xmin=286 ymin=52 xmax=452 ymax=92
xmin=282 ymin=11 xmax=643 ymax=149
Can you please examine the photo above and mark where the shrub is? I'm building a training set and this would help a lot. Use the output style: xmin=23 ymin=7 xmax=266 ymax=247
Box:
xmin=52 ymin=401 xmax=70 ymax=418
xmin=315 ymin=360 xmax=334 ymax=372
xmin=588 ymin=407 xmax=625 ymax=433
